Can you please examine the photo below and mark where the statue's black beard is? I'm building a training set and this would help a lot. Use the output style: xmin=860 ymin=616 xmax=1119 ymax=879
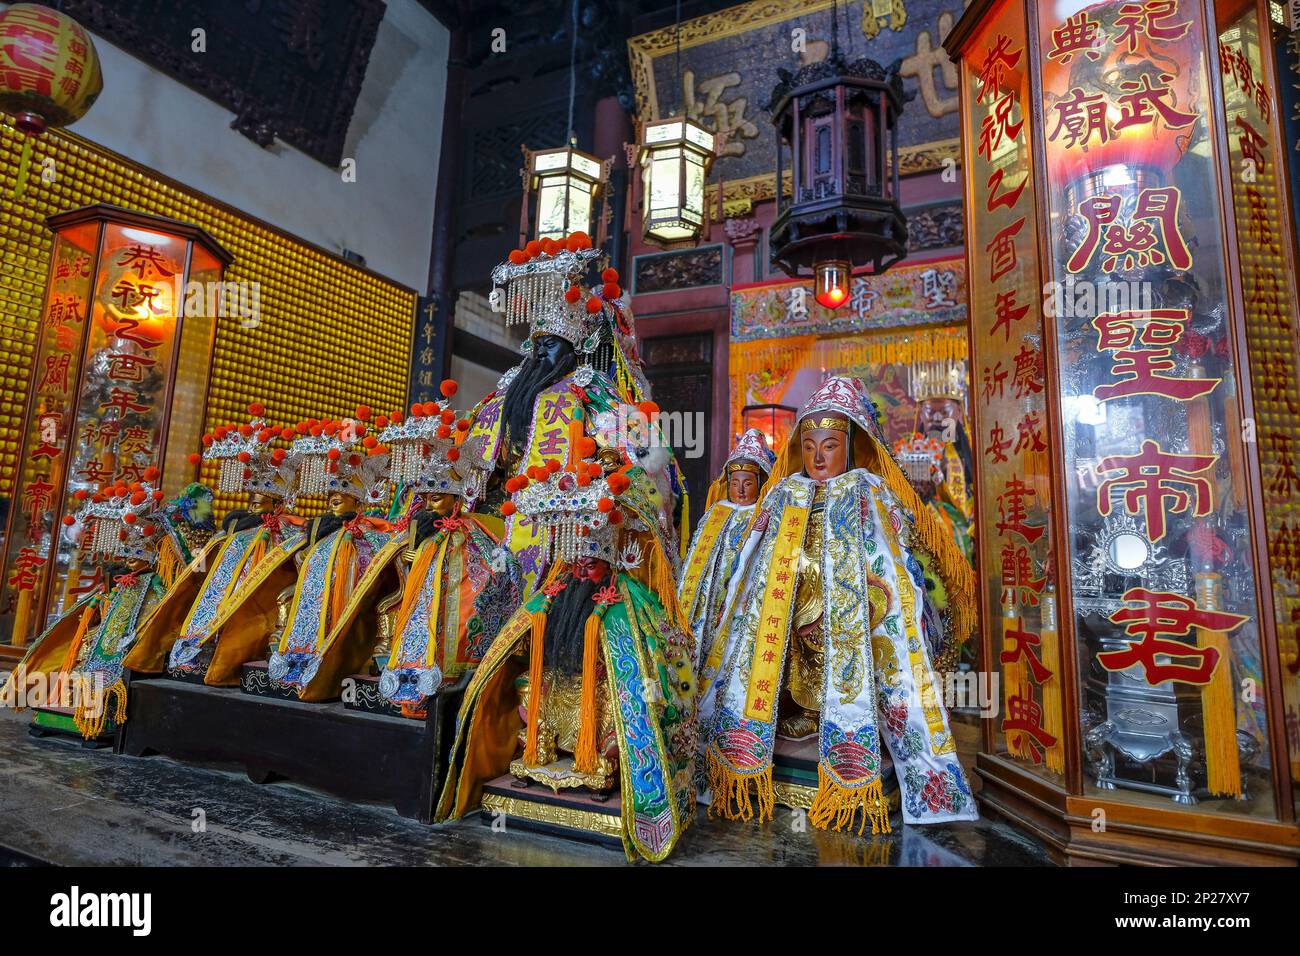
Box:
xmin=502 ymin=348 xmax=576 ymax=461
xmin=544 ymin=570 xmax=605 ymax=676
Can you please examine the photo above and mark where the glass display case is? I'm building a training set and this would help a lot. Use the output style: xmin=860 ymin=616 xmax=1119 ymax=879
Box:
xmin=0 ymin=205 xmax=230 ymax=648
xmin=946 ymin=0 xmax=1300 ymax=864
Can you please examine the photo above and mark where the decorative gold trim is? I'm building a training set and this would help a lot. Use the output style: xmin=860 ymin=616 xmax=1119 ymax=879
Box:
xmin=800 ymin=416 xmax=851 ymax=434
xmin=481 ymin=792 xmax=624 ymax=839
xmin=773 ymin=780 xmax=817 ymax=811
xmin=773 ymin=779 xmax=902 ymax=812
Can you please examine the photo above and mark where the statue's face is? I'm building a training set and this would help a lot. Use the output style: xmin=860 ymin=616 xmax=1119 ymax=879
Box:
xmin=248 ymin=493 xmax=275 ymax=514
xmin=919 ymin=398 xmax=963 ymax=439
xmin=728 ymin=468 xmax=759 ymax=506
xmin=427 ymin=492 xmax=458 ymax=517
xmin=328 ymin=491 xmax=360 ymax=517
xmin=532 ymin=333 xmax=573 ymax=369
xmin=574 ymin=556 xmax=610 ymax=583
xmin=127 ymin=557 xmax=151 ymax=572
xmin=801 ymin=418 xmax=849 ymax=482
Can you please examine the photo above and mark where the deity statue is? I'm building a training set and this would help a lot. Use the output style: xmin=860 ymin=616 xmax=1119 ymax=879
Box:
xmin=459 ymin=233 xmax=688 ymax=598
xmin=326 ymin=384 xmax=522 ymax=716
xmin=3 ymin=474 xmax=214 ymax=738
xmin=262 ymin=418 xmax=394 ymax=700
xmin=126 ymin=403 xmax=305 ymax=682
xmin=907 ymin=359 xmax=976 ymax=564
xmin=680 ymin=428 xmax=775 ymax=683
xmin=437 ymin=442 xmax=696 ymax=861
xmin=436 ymin=238 xmax=695 ymax=861
xmin=698 ymin=377 xmax=978 ymax=833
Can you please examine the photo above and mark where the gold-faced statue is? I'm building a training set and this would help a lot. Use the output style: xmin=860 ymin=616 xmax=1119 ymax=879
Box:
xmin=800 ymin=413 xmax=850 ymax=481
xmin=327 ymin=491 xmax=361 ymax=517
xmin=248 ymin=492 xmax=276 ymax=514
xmin=727 ymin=465 xmax=760 ymax=506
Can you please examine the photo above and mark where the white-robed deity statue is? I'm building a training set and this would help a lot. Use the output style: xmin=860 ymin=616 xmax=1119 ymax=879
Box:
xmin=698 ymin=376 xmax=979 ymax=834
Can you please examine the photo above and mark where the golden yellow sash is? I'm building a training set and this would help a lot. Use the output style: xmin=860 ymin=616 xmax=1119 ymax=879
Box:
xmin=743 ymin=503 xmax=809 ymax=723
xmin=679 ymin=502 xmax=734 ymax=620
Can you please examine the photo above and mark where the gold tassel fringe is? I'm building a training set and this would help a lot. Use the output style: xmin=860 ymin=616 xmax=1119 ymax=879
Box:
xmin=1040 ymin=624 xmax=1065 ymax=774
xmin=73 ymin=679 xmax=127 ymax=740
xmin=523 ymin=608 xmax=546 ymax=766
xmin=574 ymin=612 xmax=601 ymax=774
xmin=1200 ymin=629 xmax=1240 ymax=798
xmin=808 ymin=766 xmax=890 ymax=836
xmin=706 ymin=748 xmax=773 ymax=823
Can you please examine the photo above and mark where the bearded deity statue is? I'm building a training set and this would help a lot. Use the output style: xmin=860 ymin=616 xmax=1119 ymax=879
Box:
xmin=125 ymin=403 xmax=305 ymax=682
xmin=3 ymin=474 xmax=214 ymax=739
xmin=325 ymin=382 xmax=523 ymax=716
xmin=258 ymin=418 xmax=395 ymax=700
xmin=436 ymin=437 xmax=697 ymax=862
xmin=680 ymin=428 xmax=776 ymax=680
xmin=698 ymin=377 xmax=978 ymax=834
xmin=459 ymin=233 xmax=688 ymax=599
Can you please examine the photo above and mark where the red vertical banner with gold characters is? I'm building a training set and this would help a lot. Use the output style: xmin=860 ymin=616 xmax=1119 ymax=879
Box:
xmin=1214 ymin=0 xmax=1300 ymax=807
xmin=0 ymin=221 xmax=99 ymax=647
xmin=1035 ymin=0 xmax=1275 ymax=815
xmin=960 ymin=0 xmax=1062 ymax=779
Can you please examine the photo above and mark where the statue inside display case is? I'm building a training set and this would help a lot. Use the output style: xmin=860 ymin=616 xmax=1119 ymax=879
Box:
xmin=3 ymin=475 xmax=214 ymax=738
xmin=680 ymin=428 xmax=775 ymax=687
xmin=326 ymin=388 xmax=522 ymax=716
xmin=125 ymin=404 xmax=305 ymax=682
xmin=698 ymin=376 xmax=978 ymax=833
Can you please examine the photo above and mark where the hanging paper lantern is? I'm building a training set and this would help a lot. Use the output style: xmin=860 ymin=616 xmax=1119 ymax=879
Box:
xmin=0 ymin=4 xmax=103 ymax=192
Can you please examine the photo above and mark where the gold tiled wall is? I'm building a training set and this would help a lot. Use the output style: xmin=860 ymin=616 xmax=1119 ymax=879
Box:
xmin=0 ymin=119 xmax=416 ymax=516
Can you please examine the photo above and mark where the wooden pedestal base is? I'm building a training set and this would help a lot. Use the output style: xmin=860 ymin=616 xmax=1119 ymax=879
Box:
xmin=772 ymin=735 xmax=900 ymax=812
xmin=120 ymin=673 xmax=462 ymax=822
xmin=28 ymin=705 xmax=115 ymax=748
xmin=977 ymin=752 xmax=1300 ymax=866
xmin=479 ymin=773 xmax=623 ymax=849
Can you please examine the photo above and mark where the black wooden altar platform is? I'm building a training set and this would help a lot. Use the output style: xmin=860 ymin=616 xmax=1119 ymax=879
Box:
xmin=118 ymin=672 xmax=462 ymax=822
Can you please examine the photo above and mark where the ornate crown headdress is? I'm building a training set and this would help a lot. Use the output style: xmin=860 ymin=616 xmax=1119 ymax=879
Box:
xmin=69 ymin=471 xmax=171 ymax=565
xmin=413 ymin=432 xmax=495 ymax=507
xmin=374 ymin=382 xmax=468 ymax=485
xmin=290 ymin=416 xmax=391 ymax=505
xmin=501 ymin=450 xmax=636 ymax=566
xmin=196 ymin=402 xmax=295 ymax=499
xmin=726 ymin=428 xmax=777 ymax=475
xmin=893 ymin=432 xmax=945 ymax=487
xmin=491 ymin=233 xmax=637 ymax=384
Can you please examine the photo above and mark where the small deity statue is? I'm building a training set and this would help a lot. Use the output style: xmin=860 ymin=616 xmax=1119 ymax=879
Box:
xmin=263 ymin=415 xmax=394 ymax=699
xmin=679 ymin=428 xmax=775 ymax=685
xmin=4 ymin=474 xmax=214 ymax=738
xmin=127 ymin=403 xmax=305 ymax=681
xmin=327 ymin=383 xmax=522 ymax=716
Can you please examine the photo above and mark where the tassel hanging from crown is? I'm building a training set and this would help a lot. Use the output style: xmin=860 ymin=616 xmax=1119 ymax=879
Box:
xmin=299 ymin=456 xmax=329 ymax=496
xmin=218 ymin=458 xmax=245 ymax=495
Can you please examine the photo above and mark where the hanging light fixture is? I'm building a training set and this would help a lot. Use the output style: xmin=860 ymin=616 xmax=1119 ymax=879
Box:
xmin=519 ymin=0 xmax=608 ymax=244
xmin=636 ymin=0 xmax=717 ymax=246
xmin=768 ymin=0 xmax=908 ymax=307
